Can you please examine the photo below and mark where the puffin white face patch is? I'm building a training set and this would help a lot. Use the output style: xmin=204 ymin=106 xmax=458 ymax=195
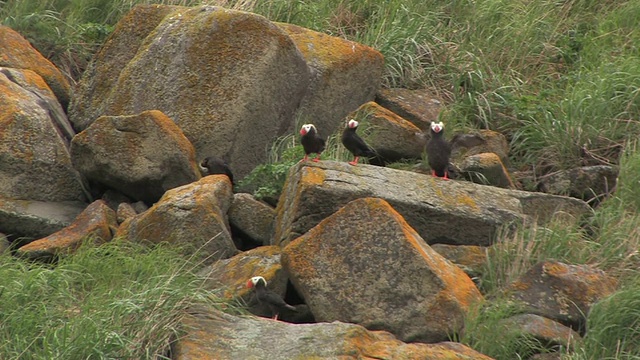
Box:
xmin=431 ymin=121 xmax=444 ymax=133
xmin=250 ymin=276 xmax=266 ymax=286
xmin=300 ymin=124 xmax=314 ymax=135
xmin=347 ymin=119 xmax=359 ymax=128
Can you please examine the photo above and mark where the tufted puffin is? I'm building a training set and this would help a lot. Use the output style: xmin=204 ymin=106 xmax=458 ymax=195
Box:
xmin=426 ymin=121 xmax=486 ymax=179
xmin=299 ymin=124 xmax=325 ymax=162
xmin=247 ymin=276 xmax=297 ymax=320
xmin=200 ymin=156 xmax=234 ymax=185
xmin=341 ymin=119 xmax=380 ymax=166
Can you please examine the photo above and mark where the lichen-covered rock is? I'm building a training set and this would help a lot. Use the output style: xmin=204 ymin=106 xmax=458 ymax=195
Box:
xmin=173 ymin=305 xmax=495 ymax=360
xmin=228 ymin=193 xmax=275 ymax=246
xmin=273 ymin=161 xmax=590 ymax=247
xmin=375 ymin=88 xmax=444 ymax=131
xmin=16 ymin=200 xmax=116 ymax=261
xmin=459 ymin=152 xmax=516 ymax=189
xmin=505 ymin=261 xmax=618 ymax=329
xmin=116 ymin=175 xmax=237 ymax=263
xmin=282 ymin=197 xmax=483 ymax=343
xmin=498 ymin=314 xmax=581 ymax=351
xmin=69 ymin=5 xmax=310 ymax=179
xmin=536 ymin=165 xmax=618 ymax=204
xmin=345 ymin=101 xmax=427 ymax=163
xmin=0 ymin=25 xmax=71 ymax=108
xmin=116 ymin=202 xmax=138 ymax=224
xmin=70 ymin=110 xmax=201 ymax=204
xmin=0 ymin=198 xmax=86 ymax=241
xmin=0 ymin=68 xmax=87 ymax=202
xmin=278 ymin=23 xmax=384 ymax=134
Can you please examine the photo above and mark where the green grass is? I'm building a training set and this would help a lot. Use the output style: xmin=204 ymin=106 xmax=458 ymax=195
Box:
xmin=0 ymin=240 xmax=227 ymax=359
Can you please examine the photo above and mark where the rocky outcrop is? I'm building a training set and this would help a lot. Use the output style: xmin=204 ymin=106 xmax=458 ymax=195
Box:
xmin=0 ymin=68 xmax=88 ymax=203
xmin=69 ymin=5 xmax=310 ymax=179
xmin=505 ymin=261 xmax=618 ymax=329
xmin=116 ymin=175 xmax=237 ymax=263
xmin=17 ymin=200 xmax=116 ymax=261
xmin=0 ymin=25 xmax=71 ymax=108
xmin=498 ymin=314 xmax=582 ymax=351
xmin=278 ymin=23 xmax=384 ymax=134
xmin=459 ymin=152 xmax=515 ymax=189
xmin=173 ymin=305 xmax=495 ymax=360
xmin=282 ymin=197 xmax=483 ymax=343
xmin=273 ymin=161 xmax=591 ymax=247
xmin=70 ymin=110 xmax=201 ymax=204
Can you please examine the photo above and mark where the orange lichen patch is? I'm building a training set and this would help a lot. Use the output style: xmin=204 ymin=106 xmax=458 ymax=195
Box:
xmin=354 ymin=102 xmax=421 ymax=132
xmin=278 ymin=23 xmax=383 ymax=71
xmin=17 ymin=200 xmax=116 ymax=259
xmin=300 ymin=166 xmax=327 ymax=186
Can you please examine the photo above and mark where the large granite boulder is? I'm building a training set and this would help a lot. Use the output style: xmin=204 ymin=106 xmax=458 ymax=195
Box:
xmin=273 ymin=161 xmax=591 ymax=247
xmin=0 ymin=68 xmax=87 ymax=202
xmin=70 ymin=110 xmax=201 ymax=204
xmin=173 ymin=305 xmax=494 ymax=360
xmin=282 ymin=197 xmax=483 ymax=343
xmin=69 ymin=5 xmax=310 ymax=179
xmin=116 ymin=175 xmax=237 ymax=263
xmin=0 ymin=198 xmax=86 ymax=241
xmin=277 ymin=23 xmax=384 ymax=134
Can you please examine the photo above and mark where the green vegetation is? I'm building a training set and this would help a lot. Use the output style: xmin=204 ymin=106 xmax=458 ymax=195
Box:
xmin=0 ymin=240 xmax=227 ymax=359
xmin=3 ymin=0 xmax=640 ymax=359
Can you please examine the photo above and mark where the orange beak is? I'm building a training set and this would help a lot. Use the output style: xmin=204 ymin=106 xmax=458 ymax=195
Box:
xmin=247 ymin=280 xmax=254 ymax=288
xmin=300 ymin=128 xmax=307 ymax=136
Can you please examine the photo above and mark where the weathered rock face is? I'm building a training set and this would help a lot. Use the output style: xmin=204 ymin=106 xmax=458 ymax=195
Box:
xmin=505 ymin=261 xmax=618 ymax=329
xmin=451 ymin=129 xmax=510 ymax=167
xmin=17 ymin=200 xmax=116 ymax=261
xmin=69 ymin=5 xmax=310 ymax=179
xmin=0 ymin=198 xmax=86 ymax=241
xmin=173 ymin=305 xmax=494 ymax=360
xmin=116 ymin=175 xmax=237 ymax=262
xmin=375 ymin=88 xmax=444 ymax=131
xmin=282 ymin=197 xmax=483 ymax=343
xmin=0 ymin=68 xmax=87 ymax=203
xmin=346 ymin=101 xmax=427 ymax=163
xmin=273 ymin=161 xmax=591 ymax=247
xmin=431 ymin=243 xmax=487 ymax=279
xmin=278 ymin=23 xmax=384 ymax=134
xmin=0 ymin=25 xmax=71 ymax=108
xmin=498 ymin=314 xmax=582 ymax=351
xmin=536 ymin=165 xmax=618 ymax=204
xmin=70 ymin=110 xmax=201 ymax=204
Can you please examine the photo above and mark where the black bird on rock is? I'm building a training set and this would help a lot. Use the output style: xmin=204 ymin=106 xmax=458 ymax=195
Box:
xmin=200 ymin=156 xmax=234 ymax=185
xmin=247 ymin=276 xmax=297 ymax=320
xmin=341 ymin=119 xmax=381 ymax=166
xmin=426 ymin=121 xmax=485 ymax=180
xmin=299 ymin=124 xmax=325 ymax=162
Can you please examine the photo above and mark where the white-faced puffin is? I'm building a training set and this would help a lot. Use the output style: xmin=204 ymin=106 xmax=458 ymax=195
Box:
xmin=426 ymin=121 xmax=485 ymax=179
xmin=341 ymin=119 xmax=379 ymax=166
xmin=200 ymin=156 xmax=234 ymax=185
xmin=247 ymin=276 xmax=297 ymax=320
xmin=299 ymin=124 xmax=325 ymax=162
xmin=426 ymin=121 xmax=452 ymax=179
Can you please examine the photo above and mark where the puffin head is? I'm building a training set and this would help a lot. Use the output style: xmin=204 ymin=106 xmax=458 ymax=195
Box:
xmin=430 ymin=121 xmax=444 ymax=134
xmin=347 ymin=119 xmax=359 ymax=129
xmin=247 ymin=276 xmax=267 ymax=288
xmin=300 ymin=124 xmax=316 ymax=136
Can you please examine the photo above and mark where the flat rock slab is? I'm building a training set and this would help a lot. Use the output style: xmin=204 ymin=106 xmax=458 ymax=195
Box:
xmin=173 ymin=305 xmax=494 ymax=360
xmin=274 ymin=161 xmax=591 ymax=247
xmin=0 ymin=198 xmax=86 ymax=240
